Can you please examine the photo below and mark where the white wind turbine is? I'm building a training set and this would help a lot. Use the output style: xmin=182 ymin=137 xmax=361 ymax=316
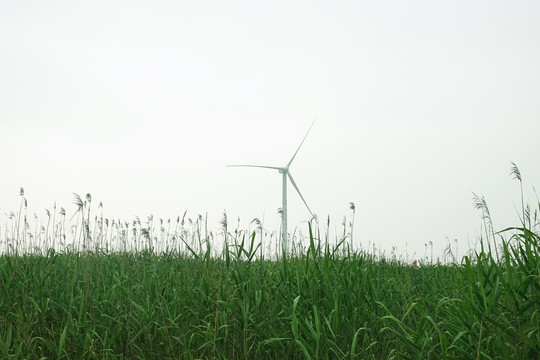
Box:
xmin=228 ymin=121 xmax=316 ymax=256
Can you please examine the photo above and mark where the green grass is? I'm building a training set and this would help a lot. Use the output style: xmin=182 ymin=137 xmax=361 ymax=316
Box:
xmin=0 ymin=164 xmax=539 ymax=359
xmin=1 ymin=226 xmax=538 ymax=359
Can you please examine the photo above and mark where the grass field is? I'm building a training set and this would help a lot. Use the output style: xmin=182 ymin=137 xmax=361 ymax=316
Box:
xmin=1 ymin=166 xmax=539 ymax=359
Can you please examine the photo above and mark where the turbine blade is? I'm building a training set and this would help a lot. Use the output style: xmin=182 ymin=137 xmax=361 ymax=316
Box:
xmin=287 ymin=119 xmax=315 ymax=168
xmin=227 ymin=165 xmax=285 ymax=171
xmin=287 ymin=171 xmax=314 ymax=218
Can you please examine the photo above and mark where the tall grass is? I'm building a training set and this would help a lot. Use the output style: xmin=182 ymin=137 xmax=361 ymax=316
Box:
xmin=0 ymin=164 xmax=539 ymax=359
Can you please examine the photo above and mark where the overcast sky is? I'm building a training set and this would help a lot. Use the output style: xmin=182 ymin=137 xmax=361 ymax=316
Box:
xmin=1 ymin=0 xmax=539 ymax=259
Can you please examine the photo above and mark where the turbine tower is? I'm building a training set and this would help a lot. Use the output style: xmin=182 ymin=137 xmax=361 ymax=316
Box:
xmin=228 ymin=120 xmax=315 ymax=256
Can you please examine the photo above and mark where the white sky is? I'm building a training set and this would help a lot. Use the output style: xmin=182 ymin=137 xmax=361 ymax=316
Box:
xmin=1 ymin=0 xmax=539 ymax=259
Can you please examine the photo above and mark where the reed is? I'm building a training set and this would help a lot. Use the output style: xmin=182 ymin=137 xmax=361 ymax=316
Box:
xmin=0 ymin=164 xmax=538 ymax=359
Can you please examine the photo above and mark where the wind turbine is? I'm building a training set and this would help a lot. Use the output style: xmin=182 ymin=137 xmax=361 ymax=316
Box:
xmin=228 ymin=120 xmax=316 ymax=256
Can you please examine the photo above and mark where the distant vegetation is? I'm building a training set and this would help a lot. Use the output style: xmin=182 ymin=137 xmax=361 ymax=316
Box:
xmin=0 ymin=164 xmax=538 ymax=359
